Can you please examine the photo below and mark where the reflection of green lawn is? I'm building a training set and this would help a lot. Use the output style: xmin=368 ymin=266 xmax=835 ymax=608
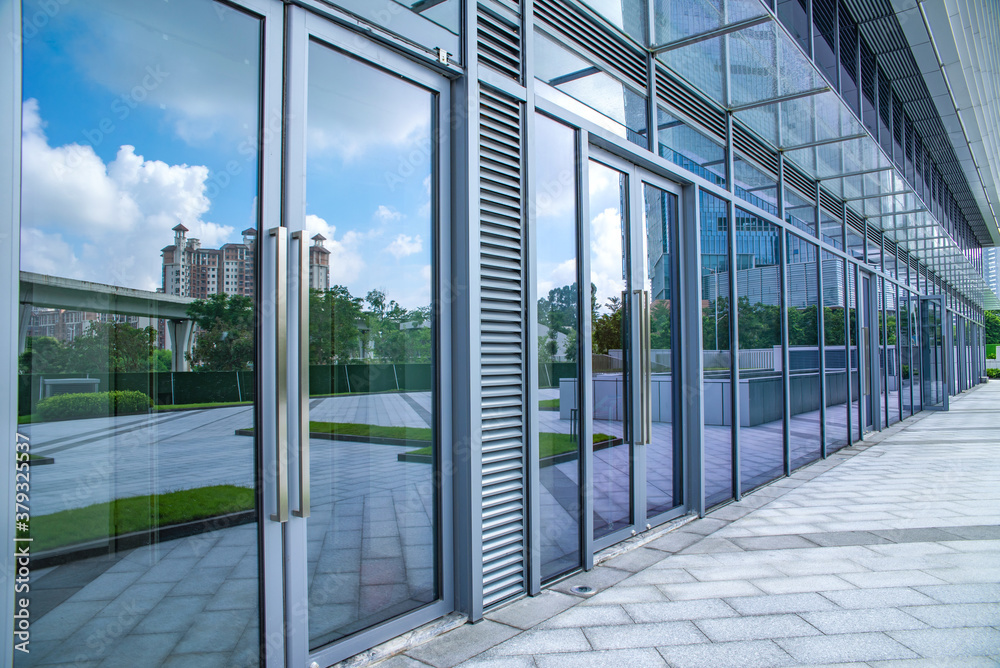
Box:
xmin=538 ymin=398 xmax=560 ymax=411
xmin=241 ymin=421 xmax=432 ymax=442
xmin=405 ymin=432 xmax=613 ymax=459
xmin=20 ymin=485 xmax=254 ymax=553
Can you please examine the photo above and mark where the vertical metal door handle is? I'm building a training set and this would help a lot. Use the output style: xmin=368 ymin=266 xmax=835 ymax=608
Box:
xmin=633 ymin=289 xmax=651 ymax=445
xmin=643 ymin=290 xmax=652 ymax=445
xmin=269 ymin=227 xmax=289 ymax=523
xmin=291 ymin=231 xmax=310 ymax=519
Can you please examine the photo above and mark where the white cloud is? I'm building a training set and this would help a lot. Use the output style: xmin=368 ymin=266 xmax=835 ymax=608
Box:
xmin=305 ymin=214 xmax=365 ymax=286
xmin=374 ymin=205 xmax=403 ymax=224
xmin=589 ymin=207 xmax=626 ymax=315
xmin=385 ymin=234 xmax=423 ymax=260
xmin=19 ymin=99 xmax=234 ymax=290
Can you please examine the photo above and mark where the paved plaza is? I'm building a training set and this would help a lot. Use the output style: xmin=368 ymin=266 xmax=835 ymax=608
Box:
xmin=376 ymin=380 xmax=1000 ymax=667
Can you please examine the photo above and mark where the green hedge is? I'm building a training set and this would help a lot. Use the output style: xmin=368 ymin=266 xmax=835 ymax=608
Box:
xmin=987 ymin=368 xmax=1000 ymax=380
xmin=36 ymin=390 xmax=152 ymax=421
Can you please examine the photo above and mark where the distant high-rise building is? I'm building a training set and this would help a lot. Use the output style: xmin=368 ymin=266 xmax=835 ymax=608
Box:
xmin=984 ymin=248 xmax=1000 ymax=301
xmin=161 ymin=225 xmax=257 ymax=299
xmin=309 ymin=234 xmax=330 ymax=291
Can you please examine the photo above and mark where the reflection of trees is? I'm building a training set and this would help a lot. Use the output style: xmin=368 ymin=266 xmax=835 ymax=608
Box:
xmin=593 ymin=294 xmax=623 ymax=355
xmin=310 ymin=287 xmax=431 ymax=365
xmin=650 ymin=300 xmax=671 ymax=349
xmin=702 ymin=296 xmax=729 ymax=350
xmin=187 ymin=294 xmax=255 ymax=371
xmin=537 ymin=283 xmax=578 ymax=364
xmin=19 ymin=323 xmax=158 ymax=374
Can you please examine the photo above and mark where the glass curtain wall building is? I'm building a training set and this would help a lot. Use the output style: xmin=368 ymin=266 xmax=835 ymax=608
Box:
xmin=0 ymin=0 xmax=997 ymax=666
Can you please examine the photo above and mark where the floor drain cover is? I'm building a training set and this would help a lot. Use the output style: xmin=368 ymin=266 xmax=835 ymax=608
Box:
xmin=570 ymin=585 xmax=595 ymax=596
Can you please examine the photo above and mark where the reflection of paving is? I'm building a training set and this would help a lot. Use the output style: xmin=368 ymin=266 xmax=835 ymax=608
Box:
xmin=17 ymin=394 xmax=436 ymax=667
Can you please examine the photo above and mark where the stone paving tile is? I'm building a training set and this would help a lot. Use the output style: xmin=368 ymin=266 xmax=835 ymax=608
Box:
xmin=407 ymin=620 xmax=520 ymax=668
xmin=656 ymin=639 xmax=796 ymax=668
xmin=799 ymin=608 xmax=929 ymax=634
xmin=724 ymin=592 xmax=841 ymax=615
xmin=750 ymin=574 xmax=855 ymax=595
xmin=578 ymin=585 xmax=668 ymax=605
xmin=582 ymin=621 xmax=707 ymax=649
xmin=727 ymin=535 xmax=821 ymax=550
xmin=536 ymin=605 xmax=633 ymax=629
xmin=775 ymin=632 xmax=920 ymax=663
xmin=888 ymin=627 xmax=1000 ymax=658
xmin=621 ymin=599 xmax=739 ymax=623
xmin=657 ymin=579 xmax=764 ymax=600
xmin=484 ymin=591 xmax=578 ymax=630
xmin=819 ymin=587 xmax=940 ymax=609
xmin=484 ymin=628 xmax=590 ymax=656
xmin=899 ymin=603 xmax=1000 ymax=628
xmin=869 ymin=658 xmax=1000 ymax=667
xmin=532 ymin=648 xmax=667 ymax=667
xmin=693 ymin=613 xmax=822 ymax=641
xmin=458 ymin=658 xmax=536 ymax=668
xmin=838 ymin=570 xmax=949 ymax=588
xmin=914 ymin=583 xmax=1000 ymax=604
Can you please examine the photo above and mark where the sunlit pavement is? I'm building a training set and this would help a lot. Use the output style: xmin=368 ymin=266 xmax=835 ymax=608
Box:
xmin=384 ymin=381 xmax=1000 ymax=668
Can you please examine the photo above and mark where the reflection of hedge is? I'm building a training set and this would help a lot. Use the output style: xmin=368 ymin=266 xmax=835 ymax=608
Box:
xmin=538 ymin=362 xmax=578 ymax=389
xmin=36 ymin=391 xmax=151 ymax=422
xmin=18 ymin=364 xmax=432 ymax=415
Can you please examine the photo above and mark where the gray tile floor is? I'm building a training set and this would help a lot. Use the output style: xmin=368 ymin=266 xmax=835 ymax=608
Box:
xmin=382 ymin=380 xmax=1000 ymax=668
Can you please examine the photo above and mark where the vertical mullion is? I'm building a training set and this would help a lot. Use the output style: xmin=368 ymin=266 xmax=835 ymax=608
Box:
xmin=817 ymin=219 xmax=827 ymax=459
xmin=780 ymin=230 xmax=791 ymax=477
xmin=728 ymin=197 xmax=741 ymax=501
xmin=579 ymin=132 xmax=595 ymax=570
xmin=630 ymin=167 xmax=646 ymax=529
xmin=684 ymin=185 xmax=706 ymax=517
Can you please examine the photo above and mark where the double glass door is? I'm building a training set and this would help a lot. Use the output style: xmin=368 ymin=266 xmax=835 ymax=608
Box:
xmin=587 ymin=152 xmax=684 ymax=551
xmin=14 ymin=1 xmax=449 ymax=666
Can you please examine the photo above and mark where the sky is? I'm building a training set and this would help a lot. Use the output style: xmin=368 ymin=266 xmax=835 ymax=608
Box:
xmin=20 ymin=0 xmax=435 ymax=310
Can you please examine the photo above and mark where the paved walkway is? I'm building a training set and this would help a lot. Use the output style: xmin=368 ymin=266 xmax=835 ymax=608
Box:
xmin=378 ymin=381 xmax=1000 ymax=667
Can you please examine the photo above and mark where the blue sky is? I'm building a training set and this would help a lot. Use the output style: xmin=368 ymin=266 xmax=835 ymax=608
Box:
xmin=20 ymin=0 xmax=434 ymax=309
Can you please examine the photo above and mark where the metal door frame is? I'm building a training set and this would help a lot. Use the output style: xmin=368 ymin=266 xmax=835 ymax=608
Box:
xmin=920 ymin=295 xmax=948 ymax=411
xmin=583 ymin=148 xmax=688 ymax=557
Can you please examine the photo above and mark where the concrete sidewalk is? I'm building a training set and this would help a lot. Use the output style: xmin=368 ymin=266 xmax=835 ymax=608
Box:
xmin=377 ymin=381 xmax=1000 ymax=667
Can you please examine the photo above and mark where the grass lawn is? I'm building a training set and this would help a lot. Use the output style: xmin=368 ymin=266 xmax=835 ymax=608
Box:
xmin=538 ymin=398 xmax=560 ymax=411
xmin=154 ymin=401 xmax=252 ymax=412
xmin=19 ymin=485 xmax=254 ymax=553
xmin=405 ymin=432 xmax=614 ymax=459
xmin=241 ymin=421 xmax=432 ymax=442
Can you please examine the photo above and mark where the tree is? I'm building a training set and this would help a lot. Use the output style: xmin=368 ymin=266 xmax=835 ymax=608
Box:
xmin=310 ymin=286 xmax=363 ymax=364
xmin=986 ymin=310 xmax=1000 ymax=345
xmin=19 ymin=323 xmax=157 ymax=374
xmin=593 ymin=296 xmax=623 ymax=355
xmin=187 ymin=294 xmax=255 ymax=371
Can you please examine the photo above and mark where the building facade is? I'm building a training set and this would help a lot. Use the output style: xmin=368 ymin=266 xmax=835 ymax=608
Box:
xmin=2 ymin=0 xmax=998 ymax=667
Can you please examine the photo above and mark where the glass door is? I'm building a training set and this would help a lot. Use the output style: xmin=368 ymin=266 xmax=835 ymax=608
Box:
xmin=586 ymin=150 xmax=684 ymax=551
xmin=920 ymin=296 xmax=947 ymax=410
xmin=14 ymin=0 xmax=281 ymax=665
xmin=280 ymin=10 xmax=452 ymax=667
xmin=860 ymin=273 xmax=875 ymax=431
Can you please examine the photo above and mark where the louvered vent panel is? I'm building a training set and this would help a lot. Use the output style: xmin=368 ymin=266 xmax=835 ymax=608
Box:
xmin=732 ymin=124 xmax=779 ymax=176
xmin=478 ymin=5 xmax=522 ymax=82
xmin=819 ymin=188 xmax=843 ymax=216
xmin=479 ymin=87 xmax=526 ymax=609
xmin=784 ymin=162 xmax=815 ymax=202
xmin=866 ymin=223 xmax=882 ymax=248
xmin=655 ymin=66 xmax=726 ymax=141
xmin=535 ymin=0 xmax=646 ymax=90
xmin=845 ymin=207 xmax=865 ymax=235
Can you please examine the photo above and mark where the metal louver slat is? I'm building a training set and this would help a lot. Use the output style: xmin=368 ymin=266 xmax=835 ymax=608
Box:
xmin=478 ymin=5 xmax=522 ymax=82
xmin=534 ymin=0 xmax=646 ymax=90
xmin=733 ymin=124 xmax=779 ymax=176
xmin=819 ymin=188 xmax=842 ymax=216
xmin=655 ymin=66 xmax=727 ymax=141
xmin=846 ymin=207 xmax=865 ymax=235
xmin=784 ymin=163 xmax=816 ymax=202
xmin=479 ymin=86 xmax=526 ymax=610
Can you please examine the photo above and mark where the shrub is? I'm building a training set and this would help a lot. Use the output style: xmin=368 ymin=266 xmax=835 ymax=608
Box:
xmin=987 ymin=368 xmax=1000 ymax=380
xmin=36 ymin=390 xmax=152 ymax=422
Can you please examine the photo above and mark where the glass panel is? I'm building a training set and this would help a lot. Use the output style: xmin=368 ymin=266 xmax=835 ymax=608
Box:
xmin=734 ymin=157 xmax=778 ymax=216
xmin=813 ymin=0 xmax=838 ymax=86
xmin=534 ymin=116 xmax=581 ymax=582
xmin=778 ymin=0 xmax=810 ymax=55
xmin=656 ymin=107 xmax=726 ymax=187
xmin=847 ymin=227 xmax=865 ymax=262
xmin=700 ymin=191 xmax=733 ymax=507
xmin=17 ymin=1 xmax=262 ymax=664
xmin=823 ymin=252 xmax=850 ymax=450
xmin=735 ymin=208 xmax=784 ymax=490
xmin=305 ymin=42 xmax=437 ymax=647
xmin=642 ymin=184 xmax=681 ymax=517
xmin=785 ymin=188 xmax=817 ymax=237
xmin=787 ymin=234 xmax=821 ymax=468
xmin=589 ymin=160 xmax=631 ymax=538
xmin=820 ymin=210 xmax=843 ymax=249
xmin=395 ymin=0 xmax=460 ymax=34
xmin=866 ymin=233 xmax=881 ymax=269
xmin=849 ymin=268 xmax=862 ymax=438
xmin=535 ymin=32 xmax=648 ymax=149
xmin=878 ymin=277 xmax=886 ymax=424
xmin=886 ymin=284 xmax=900 ymax=425
xmin=583 ymin=0 xmax=648 ymax=44
xmin=900 ymin=291 xmax=913 ymax=417
xmin=838 ymin=3 xmax=859 ymax=115
xmin=921 ymin=300 xmax=943 ymax=407
xmin=654 ymin=0 xmax=769 ymax=45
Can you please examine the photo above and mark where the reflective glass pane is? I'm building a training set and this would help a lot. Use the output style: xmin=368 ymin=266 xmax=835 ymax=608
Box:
xmin=17 ymin=0 xmax=262 ymax=664
xmin=847 ymin=227 xmax=865 ymax=262
xmin=656 ymin=107 xmax=726 ymax=187
xmin=735 ymin=208 xmax=784 ymax=490
xmin=700 ymin=191 xmax=733 ymax=507
xmin=785 ymin=188 xmax=817 ymax=237
xmin=886 ymin=284 xmax=900 ymax=425
xmin=583 ymin=0 xmax=648 ymax=44
xmin=900 ymin=291 xmax=913 ymax=417
xmin=822 ymin=252 xmax=850 ymax=450
xmin=878 ymin=278 xmax=887 ymax=424
xmin=642 ymin=184 xmax=681 ymax=517
xmin=778 ymin=0 xmax=810 ymax=54
xmin=589 ymin=160 xmax=632 ymax=538
xmin=910 ymin=297 xmax=920 ymax=410
xmin=787 ymin=234 xmax=821 ymax=468
xmin=534 ymin=116 xmax=581 ymax=582
xmin=734 ymin=157 xmax=778 ymax=216
xmin=305 ymin=42 xmax=438 ymax=647
xmin=820 ymin=210 xmax=844 ymax=249
xmin=395 ymin=0 xmax=460 ymax=34
xmin=848 ymin=266 xmax=862 ymax=439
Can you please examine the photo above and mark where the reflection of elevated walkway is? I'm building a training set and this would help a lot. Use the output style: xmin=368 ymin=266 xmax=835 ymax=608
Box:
xmin=18 ymin=271 xmax=196 ymax=371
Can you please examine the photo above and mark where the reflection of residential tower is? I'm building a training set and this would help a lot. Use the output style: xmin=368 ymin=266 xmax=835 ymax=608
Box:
xmin=161 ymin=225 xmax=257 ymax=299
xmin=310 ymin=234 xmax=330 ymax=291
